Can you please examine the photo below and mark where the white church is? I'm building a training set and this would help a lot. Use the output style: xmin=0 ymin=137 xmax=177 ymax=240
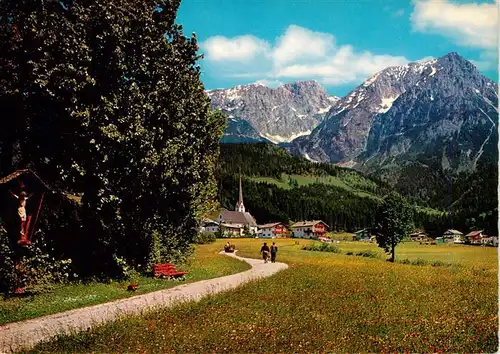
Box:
xmin=213 ymin=177 xmax=258 ymax=237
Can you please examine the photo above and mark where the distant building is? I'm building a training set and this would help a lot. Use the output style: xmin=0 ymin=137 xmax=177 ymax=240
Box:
xmin=354 ymin=229 xmax=371 ymax=241
xmin=199 ymin=218 xmax=219 ymax=233
xmin=410 ymin=232 xmax=431 ymax=242
xmin=465 ymin=230 xmax=485 ymax=245
xmin=258 ymin=222 xmax=288 ymax=238
xmin=291 ymin=220 xmax=328 ymax=239
xmin=443 ymin=229 xmax=463 ymax=243
xmin=219 ymin=223 xmax=245 ymax=237
xmin=216 ymin=177 xmax=258 ymax=236
xmin=481 ymin=235 xmax=498 ymax=247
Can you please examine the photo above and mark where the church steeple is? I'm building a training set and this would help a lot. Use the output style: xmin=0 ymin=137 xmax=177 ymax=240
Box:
xmin=235 ymin=175 xmax=245 ymax=212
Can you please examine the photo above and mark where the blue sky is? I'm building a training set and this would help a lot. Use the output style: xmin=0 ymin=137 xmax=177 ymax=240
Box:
xmin=177 ymin=0 xmax=498 ymax=96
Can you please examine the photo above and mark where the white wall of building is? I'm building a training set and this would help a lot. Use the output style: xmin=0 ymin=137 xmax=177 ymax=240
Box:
xmin=293 ymin=227 xmax=313 ymax=238
xmin=205 ymin=225 xmax=219 ymax=233
xmin=259 ymin=228 xmax=274 ymax=238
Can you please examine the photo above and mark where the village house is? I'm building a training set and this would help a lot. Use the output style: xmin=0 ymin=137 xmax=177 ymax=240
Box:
xmin=354 ymin=229 xmax=370 ymax=241
xmin=219 ymin=223 xmax=245 ymax=237
xmin=215 ymin=177 xmax=258 ymax=237
xmin=442 ymin=229 xmax=463 ymax=243
xmin=199 ymin=218 xmax=219 ymax=233
xmin=258 ymin=222 xmax=289 ymax=238
xmin=409 ymin=231 xmax=429 ymax=242
xmin=291 ymin=220 xmax=328 ymax=239
xmin=465 ymin=230 xmax=485 ymax=245
xmin=481 ymin=235 xmax=498 ymax=247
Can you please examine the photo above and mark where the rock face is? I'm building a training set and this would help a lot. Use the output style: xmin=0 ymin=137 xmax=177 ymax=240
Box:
xmin=290 ymin=52 xmax=498 ymax=174
xmin=221 ymin=118 xmax=271 ymax=144
xmin=207 ymin=81 xmax=338 ymax=143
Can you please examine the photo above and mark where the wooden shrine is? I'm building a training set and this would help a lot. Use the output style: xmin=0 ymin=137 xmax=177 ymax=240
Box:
xmin=0 ymin=169 xmax=50 ymax=247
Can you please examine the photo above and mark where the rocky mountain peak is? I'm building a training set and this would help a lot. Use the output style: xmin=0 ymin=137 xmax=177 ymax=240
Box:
xmin=281 ymin=80 xmax=322 ymax=92
xmin=288 ymin=52 xmax=497 ymax=180
xmin=208 ymin=80 xmax=336 ymax=143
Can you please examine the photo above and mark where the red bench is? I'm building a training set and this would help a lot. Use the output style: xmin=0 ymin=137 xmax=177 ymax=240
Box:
xmin=153 ymin=263 xmax=188 ymax=280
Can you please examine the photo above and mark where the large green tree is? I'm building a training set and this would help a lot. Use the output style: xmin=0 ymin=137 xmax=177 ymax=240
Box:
xmin=375 ymin=192 xmax=414 ymax=262
xmin=0 ymin=0 xmax=225 ymax=273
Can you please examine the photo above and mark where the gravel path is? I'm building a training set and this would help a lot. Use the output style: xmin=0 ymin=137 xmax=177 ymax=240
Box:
xmin=0 ymin=251 xmax=287 ymax=354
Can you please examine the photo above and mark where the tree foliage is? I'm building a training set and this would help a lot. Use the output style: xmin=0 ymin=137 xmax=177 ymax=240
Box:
xmin=0 ymin=0 xmax=225 ymax=275
xmin=375 ymin=192 xmax=414 ymax=262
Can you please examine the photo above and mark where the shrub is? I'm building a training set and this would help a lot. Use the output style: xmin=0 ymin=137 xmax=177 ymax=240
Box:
xmin=0 ymin=226 xmax=74 ymax=293
xmin=194 ymin=232 xmax=217 ymax=245
xmin=302 ymin=242 xmax=341 ymax=253
xmin=397 ymin=258 xmax=455 ymax=267
xmin=355 ymin=250 xmax=378 ymax=258
xmin=411 ymin=258 xmax=427 ymax=266
xmin=113 ymin=254 xmax=137 ymax=280
xmin=344 ymin=250 xmax=379 ymax=258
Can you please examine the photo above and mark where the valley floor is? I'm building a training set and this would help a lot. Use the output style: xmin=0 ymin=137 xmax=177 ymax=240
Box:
xmin=27 ymin=239 xmax=498 ymax=353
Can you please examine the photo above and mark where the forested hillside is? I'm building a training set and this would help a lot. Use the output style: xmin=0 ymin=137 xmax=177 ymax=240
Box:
xmin=376 ymin=160 xmax=498 ymax=235
xmin=218 ymin=143 xmax=391 ymax=196
xmin=215 ymin=143 xmax=462 ymax=236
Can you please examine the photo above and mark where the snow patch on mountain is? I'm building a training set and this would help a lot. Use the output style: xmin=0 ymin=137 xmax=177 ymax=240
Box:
xmin=263 ymin=130 xmax=312 ymax=144
xmin=378 ymin=96 xmax=399 ymax=113
xmin=303 ymin=152 xmax=319 ymax=163
xmin=317 ymin=106 xmax=332 ymax=114
xmin=335 ymin=160 xmax=357 ymax=168
xmin=363 ymin=72 xmax=380 ymax=87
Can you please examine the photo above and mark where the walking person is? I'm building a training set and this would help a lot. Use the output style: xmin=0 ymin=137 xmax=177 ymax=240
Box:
xmin=270 ymin=242 xmax=278 ymax=263
xmin=260 ymin=242 xmax=270 ymax=263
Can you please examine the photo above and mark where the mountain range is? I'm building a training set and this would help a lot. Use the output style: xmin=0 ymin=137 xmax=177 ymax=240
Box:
xmin=206 ymin=81 xmax=338 ymax=143
xmin=208 ymin=52 xmax=498 ymax=185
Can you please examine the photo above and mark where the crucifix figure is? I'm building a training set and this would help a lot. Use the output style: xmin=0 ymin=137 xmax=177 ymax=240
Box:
xmin=9 ymin=190 xmax=33 ymax=246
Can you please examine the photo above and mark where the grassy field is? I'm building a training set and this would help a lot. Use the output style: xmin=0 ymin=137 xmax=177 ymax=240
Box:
xmin=328 ymin=231 xmax=355 ymax=241
xmin=250 ymin=173 xmax=380 ymax=200
xmin=30 ymin=238 xmax=498 ymax=353
xmin=0 ymin=242 xmax=249 ymax=325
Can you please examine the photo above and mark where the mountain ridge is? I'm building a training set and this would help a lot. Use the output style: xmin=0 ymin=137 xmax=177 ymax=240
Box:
xmin=288 ymin=52 xmax=497 ymax=172
xmin=207 ymin=80 xmax=338 ymax=143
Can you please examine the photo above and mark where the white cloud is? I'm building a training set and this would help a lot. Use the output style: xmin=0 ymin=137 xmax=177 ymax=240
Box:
xmin=272 ymin=25 xmax=335 ymax=66
xmin=201 ymin=35 xmax=270 ymax=62
xmin=470 ymin=50 xmax=499 ymax=70
xmin=274 ymin=46 xmax=408 ymax=85
xmin=253 ymin=79 xmax=283 ymax=88
xmin=200 ymin=25 xmax=410 ymax=87
xmin=411 ymin=0 xmax=498 ymax=50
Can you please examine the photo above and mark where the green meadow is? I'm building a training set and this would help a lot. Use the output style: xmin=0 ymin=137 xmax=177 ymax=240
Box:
xmin=29 ymin=238 xmax=498 ymax=353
